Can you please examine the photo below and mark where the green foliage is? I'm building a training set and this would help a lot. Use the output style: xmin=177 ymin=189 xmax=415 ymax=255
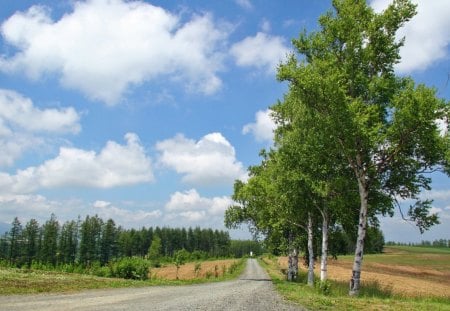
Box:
xmin=316 ymin=279 xmax=332 ymax=296
xmin=112 ymin=257 xmax=150 ymax=280
xmin=147 ymin=235 xmax=162 ymax=263
xmin=407 ymin=200 xmax=440 ymax=234
xmin=234 ymin=0 xmax=449 ymax=296
xmin=174 ymin=249 xmax=189 ymax=266
xmin=229 ymin=240 xmax=264 ymax=258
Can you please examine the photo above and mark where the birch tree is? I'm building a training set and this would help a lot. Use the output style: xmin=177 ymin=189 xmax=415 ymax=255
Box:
xmin=277 ymin=0 xmax=449 ymax=295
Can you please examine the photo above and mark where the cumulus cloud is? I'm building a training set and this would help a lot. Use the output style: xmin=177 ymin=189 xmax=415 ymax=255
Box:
xmin=0 ymin=89 xmax=80 ymax=133
xmin=165 ymin=189 xmax=232 ymax=222
xmin=93 ymin=200 xmax=161 ymax=225
xmin=242 ymin=109 xmax=276 ymax=143
xmin=370 ymin=0 xmax=450 ymax=73
xmin=231 ymin=32 xmax=290 ymax=73
xmin=0 ymin=133 xmax=153 ymax=193
xmin=0 ymin=89 xmax=80 ymax=166
xmin=156 ymin=132 xmax=246 ymax=185
xmin=0 ymin=193 xmax=84 ymax=224
xmin=0 ymin=0 xmax=229 ymax=104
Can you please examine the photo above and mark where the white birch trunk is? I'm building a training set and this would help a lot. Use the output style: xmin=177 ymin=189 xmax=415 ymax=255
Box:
xmin=307 ymin=212 xmax=314 ymax=286
xmin=349 ymin=177 xmax=369 ymax=296
xmin=320 ymin=209 xmax=329 ymax=282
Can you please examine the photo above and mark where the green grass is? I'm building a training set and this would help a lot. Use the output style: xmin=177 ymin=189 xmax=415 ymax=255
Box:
xmin=259 ymin=252 xmax=450 ymax=311
xmin=0 ymin=258 xmax=247 ymax=295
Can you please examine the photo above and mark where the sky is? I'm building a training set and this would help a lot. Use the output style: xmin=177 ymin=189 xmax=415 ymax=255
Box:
xmin=0 ymin=0 xmax=449 ymax=243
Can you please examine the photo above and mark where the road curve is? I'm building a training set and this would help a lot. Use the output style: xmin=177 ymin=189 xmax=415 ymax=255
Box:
xmin=0 ymin=259 xmax=304 ymax=311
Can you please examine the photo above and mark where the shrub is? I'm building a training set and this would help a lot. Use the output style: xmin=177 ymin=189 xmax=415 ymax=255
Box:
xmin=316 ymin=280 xmax=332 ymax=296
xmin=190 ymin=250 xmax=208 ymax=261
xmin=112 ymin=257 xmax=150 ymax=280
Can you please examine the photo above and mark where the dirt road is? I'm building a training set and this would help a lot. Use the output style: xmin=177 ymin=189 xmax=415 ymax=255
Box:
xmin=0 ymin=259 xmax=304 ymax=310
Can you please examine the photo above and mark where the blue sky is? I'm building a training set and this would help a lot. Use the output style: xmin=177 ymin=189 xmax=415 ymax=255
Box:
xmin=0 ymin=0 xmax=449 ymax=243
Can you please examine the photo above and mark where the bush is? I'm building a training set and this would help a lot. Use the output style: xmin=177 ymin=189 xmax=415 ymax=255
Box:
xmin=316 ymin=279 xmax=332 ymax=296
xmin=112 ymin=257 xmax=150 ymax=280
xmin=190 ymin=250 xmax=208 ymax=261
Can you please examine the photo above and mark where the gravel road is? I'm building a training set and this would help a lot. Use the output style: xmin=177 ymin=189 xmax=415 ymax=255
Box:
xmin=0 ymin=259 xmax=304 ymax=311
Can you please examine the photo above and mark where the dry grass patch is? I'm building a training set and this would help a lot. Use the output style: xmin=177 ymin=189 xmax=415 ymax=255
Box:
xmin=277 ymin=247 xmax=450 ymax=298
xmin=151 ymin=259 xmax=240 ymax=280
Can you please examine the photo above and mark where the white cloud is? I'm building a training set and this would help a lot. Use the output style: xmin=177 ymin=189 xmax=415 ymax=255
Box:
xmin=370 ymin=0 xmax=450 ymax=73
xmin=242 ymin=109 xmax=276 ymax=143
xmin=0 ymin=89 xmax=80 ymax=133
xmin=0 ymin=133 xmax=153 ymax=193
xmin=260 ymin=19 xmax=271 ymax=33
xmin=0 ymin=0 xmax=229 ymax=104
xmin=429 ymin=206 xmax=443 ymax=215
xmin=421 ymin=189 xmax=450 ymax=201
xmin=0 ymin=194 xmax=162 ymax=230
xmin=156 ymin=132 xmax=246 ymax=185
xmin=231 ymin=32 xmax=290 ymax=73
xmin=235 ymin=0 xmax=253 ymax=10
xmin=165 ymin=189 xmax=232 ymax=222
xmin=0 ymin=194 xmax=84 ymax=225
xmin=0 ymin=89 xmax=80 ymax=166
xmin=93 ymin=200 xmax=161 ymax=225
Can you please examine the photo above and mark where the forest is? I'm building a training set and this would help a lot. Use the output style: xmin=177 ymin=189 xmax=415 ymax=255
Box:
xmin=0 ymin=213 xmax=386 ymax=271
xmin=0 ymin=214 xmax=263 ymax=270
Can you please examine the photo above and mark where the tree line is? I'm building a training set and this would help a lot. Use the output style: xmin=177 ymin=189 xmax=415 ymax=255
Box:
xmin=0 ymin=214 xmax=260 ymax=268
xmin=386 ymin=239 xmax=450 ymax=248
xmin=225 ymin=0 xmax=449 ymax=296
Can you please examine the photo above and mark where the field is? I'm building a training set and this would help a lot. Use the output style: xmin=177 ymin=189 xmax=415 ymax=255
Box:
xmin=278 ymin=246 xmax=450 ymax=298
xmin=0 ymin=258 xmax=245 ymax=295
xmin=263 ymin=246 xmax=450 ymax=310
xmin=151 ymin=259 xmax=242 ymax=280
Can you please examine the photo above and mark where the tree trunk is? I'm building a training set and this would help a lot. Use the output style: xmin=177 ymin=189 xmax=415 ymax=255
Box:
xmin=320 ymin=209 xmax=329 ymax=282
xmin=349 ymin=178 xmax=369 ymax=296
xmin=287 ymin=247 xmax=298 ymax=281
xmin=307 ymin=212 xmax=314 ymax=286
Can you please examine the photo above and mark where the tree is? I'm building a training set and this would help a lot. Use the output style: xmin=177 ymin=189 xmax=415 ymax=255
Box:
xmin=58 ymin=220 xmax=79 ymax=264
xmin=23 ymin=219 xmax=40 ymax=267
xmin=100 ymin=218 xmax=118 ymax=264
xmin=225 ymin=150 xmax=310 ymax=283
xmin=147 ymin=235 xmax=162 ymax=265
xmin=79 ymin=215 xmax=103 ymax=266
xmin=277 ymin=0 xmax=449 ymax=295
xmin=41 ymin=214 xmax=59 ymax=266
xmin=9 ymin=217 xmax=23 ymax=266
xmin=173 ymin=249 xmax=189 ymax=280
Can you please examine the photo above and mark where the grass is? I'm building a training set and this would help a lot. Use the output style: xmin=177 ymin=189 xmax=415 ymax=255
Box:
xmin=259 ymin=246 xmax=450 ymax=311
xmin=0 ymin=258 xmax=247 ymax=295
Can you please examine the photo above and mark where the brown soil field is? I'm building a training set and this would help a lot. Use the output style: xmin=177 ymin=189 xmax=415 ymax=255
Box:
xmin=150 ymin=259 xmax=240 ymax=280
xmin=277 ymin=254 xmax=450 ymax=298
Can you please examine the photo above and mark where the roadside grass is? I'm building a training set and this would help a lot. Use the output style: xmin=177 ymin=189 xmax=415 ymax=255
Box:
xmin=259 ymin=247 xmax=450 ymax=311
xmin=0 ymin=258 xmax=246 ymax=295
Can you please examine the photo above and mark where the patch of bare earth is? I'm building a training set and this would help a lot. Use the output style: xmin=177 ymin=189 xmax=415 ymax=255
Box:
xmin=277 ymin=256 xmax=450 ymax=298
xmin=151 ymin=259 xmax=239 ymax=280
